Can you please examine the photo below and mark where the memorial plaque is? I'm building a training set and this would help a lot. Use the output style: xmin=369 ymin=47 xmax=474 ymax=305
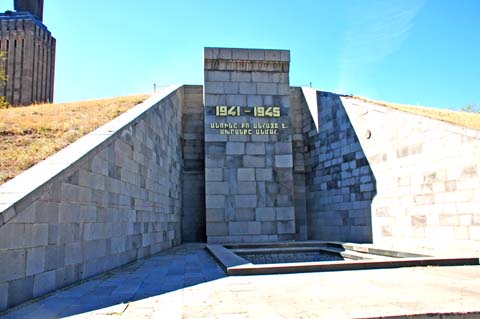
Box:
xmin=204 ymin=47 xmax=296 ymax=243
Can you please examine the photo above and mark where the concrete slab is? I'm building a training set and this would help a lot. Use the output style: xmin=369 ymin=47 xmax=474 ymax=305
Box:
xmin=207 ymin=242 xmax=479 ymax=276
xmin=0 ymin=243 xmax=479 ymax=319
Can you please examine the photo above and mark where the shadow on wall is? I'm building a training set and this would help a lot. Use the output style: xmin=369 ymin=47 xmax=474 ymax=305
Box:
xmin=303 ymin=90 xmax=377 ymax=243
xmin=341 ymin=95 xmax=480 ymax=247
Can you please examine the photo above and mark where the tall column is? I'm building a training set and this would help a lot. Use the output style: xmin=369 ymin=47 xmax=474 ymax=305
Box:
xmin=204 ymin=47 xmax=296 ymax=243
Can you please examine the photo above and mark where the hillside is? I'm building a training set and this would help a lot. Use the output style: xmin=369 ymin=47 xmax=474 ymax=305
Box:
xmin=0 ymin=94 xmax=149 ymax=185
xmin=353 ymin=96 xmax=480 ymax=131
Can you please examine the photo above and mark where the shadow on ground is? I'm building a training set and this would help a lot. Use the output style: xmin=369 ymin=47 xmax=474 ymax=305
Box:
xmin=0 ymin=243 xmax=225 ymax=319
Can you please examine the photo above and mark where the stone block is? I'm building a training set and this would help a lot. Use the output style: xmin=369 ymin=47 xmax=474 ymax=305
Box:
xmin=226 ymin=94 xmax=247 ymax=106
xmin=207 ymin=71 xmax=230 ymax=82
xmin=58 ymin=223 xmax=80 ymax=244
xmin=44 ymin=245 xmax=65 ymax=271
xmin=224 ymin=82 xmax=239 ymax=94
xmin=26 ymin=247 xmax=45 ymax=276
xmin=252 ymin=72 xmax=272 ymax=83
xmin=265 ymin=50 xmax=282 ymax=61
xmin=0 ymin=250 xmax=26 ymax=282
xmin=277 ymin=220 xmax=295 ymax=234
xmin=228 ymin=135 xmax=249 ymax=142
xmin=231 ymin=71 xmax=251 ymax=82
xmin=35 ymin=201 xmax=59 ymax=223
xmin=33 ymin=270 xmax=56 ymax=297
xmin=206 ymin=143 xmax=226 ymax=154
xmin=273 ymin=73 xmax=289 ymax=83
xmin=246 ymin=143 xmax=265 ymax=155
xmin=256 ymin=168 xmax=273 ymax=181
xmin=251 ymin=134 xmax=269 ymax=142
xmin=205 ymin=82 xmax=224 ymax=94
xmin=59 ymin=203 xmax=96 ymax=223
xmin=275 ymin=155 xmax=293 ymax=168
xmin=206 ymin=168 xmax=223 ymax=181
xmin=205 ymin=94 xmax=226 ymax=106
xmin=235 ymin=195 xmax=257 ymax=208
xmin=61 ymin=183 xmax=92 ymax=203
xmin=243 ymin=155 xmax=265 ymax=168
xmin=0 ymin=283 xmax=7 ymax=311
xmin=64 ymin=242 xmax=83 ymax=265
xmin=8 ymin=277 xmax=33 ymax=308
xmin=207 ymin=222 xmax=227 ymax=236
xmin=257 ymin=83 xmax=277 ymax=95
xmin=206 ymin=195 xmax=225 ymax=208
xmin=219 ymin=48 xmax=232 ymax=59
xmin=238 ymin=168 xmax=255 ymax=181
xmin=232 ymin=48 xmax=249 ymax=60
xmin=248 ymin=49 xmax=265 ymax=61
xmin=261 ymin=221 xmax=277 ymax=234
xmin=275 ymin=142 xmax=292 ymax=155
xmin=207 ymin=208 xmax=225 ymax=222
xmin=226 ymin=142 xmax=245 ymax=155
xmin=278 ymin=83 xmax=290 ymax=95
xmin=84 ymin=223 xmax=113 ymax=241
xmin=205 ymin=154 xmax=225 ymax=167
xmin=256 ymin=208 xmax=276 ymax=221
xmin=439 ymin=214 xmax=459 ymax=226
xmin=247 ymin=95 xmax=263 ymax=106
xmin=206 ymin=182 xmax=229 ymax=195
xmin=280 ymin=50 xmax=290 ymax=61
xmin=239 ymin=82 xmax=256 ymax=94
xmin=205 ymin=47 xmax=214 ymax=59
xmin=238 ymin=182 xmax=256 ymax=195
xmin=229 ymin=221 xmax=259 ymax=235
xmin=277 ymin=207 xmax=295 ymax=221
xmin=235 ymin=208 xmax=255 ymax=221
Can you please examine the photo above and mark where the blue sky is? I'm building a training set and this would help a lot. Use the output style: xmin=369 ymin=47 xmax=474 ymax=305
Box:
xmin=1 ymin=0 xmax=479 ymax=109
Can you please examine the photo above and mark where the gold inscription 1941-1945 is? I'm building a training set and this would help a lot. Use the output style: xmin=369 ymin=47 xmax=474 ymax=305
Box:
xmin=215 ymin=106 xmax=281 ymax=118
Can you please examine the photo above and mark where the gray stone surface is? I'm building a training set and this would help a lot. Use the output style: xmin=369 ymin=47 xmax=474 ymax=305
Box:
xmin=341 ymin=95 xmax=480 ymax=247
xmin=296 ymin=89 xmax=375 ymax=242
xmin=1 ymin=244 xmax=479 ymax=319
xmin=204 ymin=47 xmax=296 ymax=243
xmin=0 ymin=11 xmax=55 ymax=105
xmin=0 ymin=86 xmax=189 ymax=311
xmin=1 ymin=47 xmax=480 ymax=313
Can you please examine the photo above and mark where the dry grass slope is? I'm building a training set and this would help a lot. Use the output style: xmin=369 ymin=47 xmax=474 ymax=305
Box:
xmin=0 ymin=94 xmax=149 ymax=185
xmin=353 ymin=96 xmax=480 ymax=131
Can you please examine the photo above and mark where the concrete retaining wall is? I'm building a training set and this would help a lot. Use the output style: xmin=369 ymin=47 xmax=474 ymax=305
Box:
xmin=342 ymin=97 xmax=480 ymax=247
xmin=0 ymin=86 xmax=188 ymax=310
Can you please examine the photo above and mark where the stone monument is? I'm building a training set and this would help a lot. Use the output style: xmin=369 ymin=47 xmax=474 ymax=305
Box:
xmin=204 ymin=47 xmax=296 ymax=243
xmin=0 ymin=0 xmax=55 ymax=105
xmin=14 ymin=0 xmax=44 ymax=21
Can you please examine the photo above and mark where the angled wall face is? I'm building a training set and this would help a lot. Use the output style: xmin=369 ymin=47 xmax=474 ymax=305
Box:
xmin=204 ymin=48 xmax=296 ymax=243
xmin=300 ymin=90 xmax=375 ymax=242
xmin=0 ymin=87 xmax=186 ymax=310
xmin=342 ymin=97 xmax=480 ymax=248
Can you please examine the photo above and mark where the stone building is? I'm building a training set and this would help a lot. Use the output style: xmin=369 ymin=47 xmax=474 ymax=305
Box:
xmin=0 ymin=0 xmax=55 ymax=106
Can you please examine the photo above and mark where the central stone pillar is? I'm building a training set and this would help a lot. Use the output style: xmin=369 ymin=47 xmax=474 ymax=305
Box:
xmin=204 ymin=47 xmax=295 ymax=243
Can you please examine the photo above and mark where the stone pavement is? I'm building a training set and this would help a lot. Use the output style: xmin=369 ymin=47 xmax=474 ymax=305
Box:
xmin=1 ymin=243 xmax=479 ymax=319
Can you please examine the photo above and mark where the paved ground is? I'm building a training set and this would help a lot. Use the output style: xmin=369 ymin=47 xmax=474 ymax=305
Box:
xmin=1 ymin=243 xmax=480 ymax=319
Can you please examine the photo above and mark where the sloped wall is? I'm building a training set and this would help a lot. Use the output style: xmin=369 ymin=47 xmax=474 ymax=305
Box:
xmin=300 ymin=90 xmax=375 ymax=242
xmin=0 ymin=86 xmax=186 ymax=310
xmin=342 ymin=97 xmax=480 ymax=248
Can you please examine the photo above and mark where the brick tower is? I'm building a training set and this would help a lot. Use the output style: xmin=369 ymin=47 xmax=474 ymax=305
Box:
xmin=0 ymin=0 xmax=55 ymax=105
